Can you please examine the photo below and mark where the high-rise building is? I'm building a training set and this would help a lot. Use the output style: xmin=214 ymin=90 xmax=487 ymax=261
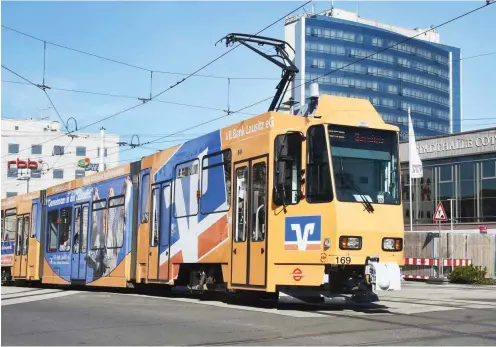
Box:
xmin=284 ymin=7 xmax=462 ymax=140
xmin=1 ymin=117 xmax=120 ymax=198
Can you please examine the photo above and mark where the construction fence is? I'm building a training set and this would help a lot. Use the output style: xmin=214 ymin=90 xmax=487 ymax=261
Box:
xmin=401 ymin=230 xmax=496 ymax=280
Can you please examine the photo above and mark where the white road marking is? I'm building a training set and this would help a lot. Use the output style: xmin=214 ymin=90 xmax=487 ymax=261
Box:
xmin=1 ymin=287 xmax=79 ymax=306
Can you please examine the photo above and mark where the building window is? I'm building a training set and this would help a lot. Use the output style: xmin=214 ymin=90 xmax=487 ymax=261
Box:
xmin=481 ymin=160 xmax=496 ymax=222
xmin=53 ymin=146 xmax=64 ymax=155
xmin=53 ymin=169 xmax=64 ymax=179
xmin=31 ymin=145 xmax=42 ymax=155
xmin=459 ymin=162 xmax=476 ymax=223
xmin=7 ymin=168 xmax=18 ymax=178
xmin=6 ymin=192 xmax=17 ymax=198
xmin=75 ymin=170 xmax=85 ymax=178
xmin=31 ymin=169 xmax=41 ymax=179
xmin=8 ymin=144 xmax=19 ymax=154
xmin=76 ymin=147 xmax=86 ymax=156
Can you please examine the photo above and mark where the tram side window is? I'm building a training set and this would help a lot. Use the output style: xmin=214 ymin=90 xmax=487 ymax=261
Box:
xmin=251 ymin=162 xmax=267 ymax=242
xmin=4 ymin=210 xmax=16 ymax=241
xmin=31 ymin=203 xmax=38 ymax=238
xmin=150 ymin=188 xmax=159 ymax=247
xmin=74 ymin=207 xmax=81 ymax=254
xmin=22 ymin=216 xmax=29 ymax=255
xmin=201 ymin=149 xmax=232 ymax=214
xmin=16 ymin=218 xmax=23 ymax=256
xmin=47 ymin=210 xmax=58 ymax=252
xmin=140 ymin=174 xmax=150 ymax=223
xmin=306 ymin=125 xmax=333 ymax=203
xmin=235 ymin=167 xmax=248 ymax=242
xmin=58 ymin=208 xmax=72 ymax=252
xmin=91 ymin=199 xmax=107 ymax=250
xmin=81 ymin=206 xmax=89 ymax=253
xmin=273 ymin=133 xmax=302 ymax=206
xmin=108 ymin=196 xmax=125 ymax=248
xmin=174 ymin=160 xmax=200 ymax=218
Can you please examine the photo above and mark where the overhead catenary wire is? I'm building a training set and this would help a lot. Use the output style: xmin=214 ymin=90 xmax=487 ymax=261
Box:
xmin=2 ymin=79 xmax=496 ymax=126
xmin=1 ymin=80 xmax=257 ymax=116
xmin=5 ymin=2 xmax=494 ymax=167
xmin=1 ymin=65 xmax=68 ymax=131
xmin=123 ymin=2 xmax=495 ymax=153
xmin=1 ymin=1 xmax=312 ymax=82
xmin=3 ymin=23 xmax=491 ymax=82
xmin=1 ymin=0 xmax=312 ymax=159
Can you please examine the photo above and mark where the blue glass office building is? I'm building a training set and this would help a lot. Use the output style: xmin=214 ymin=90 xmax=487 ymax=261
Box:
xmin=284 ymin=9 xmax=462 ymax=140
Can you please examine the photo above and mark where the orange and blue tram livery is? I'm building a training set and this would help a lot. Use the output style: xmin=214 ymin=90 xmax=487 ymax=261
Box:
xmin=1 ymin=94 xmax=404 ymax=304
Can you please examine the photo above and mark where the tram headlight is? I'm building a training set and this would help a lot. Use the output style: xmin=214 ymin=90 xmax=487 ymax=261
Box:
xmin=382 ymin=238 xmax=403 ymax=251
xmin=339 ymin=236 xmax=362 ymax=250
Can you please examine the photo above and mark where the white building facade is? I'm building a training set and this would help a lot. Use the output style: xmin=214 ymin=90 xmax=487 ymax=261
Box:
xmin=1 ymin=118 xmax=120 ymax=198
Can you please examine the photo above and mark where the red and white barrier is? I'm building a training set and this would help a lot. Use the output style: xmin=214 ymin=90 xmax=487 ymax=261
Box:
xmin=404 ymin=258 xmax=471 ymax=266
xmin=402 ymin=258 xmax=472 ymax=281
xmin=442 ymin=259 xmax=472 ymax=266
xmin=404 ymin=258 xmax=439 ymax=266
xmin=402 ymin=275 xmax=430 ymax=280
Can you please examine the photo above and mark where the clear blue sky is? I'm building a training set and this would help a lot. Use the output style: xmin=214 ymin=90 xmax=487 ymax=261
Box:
xmin=2 ymin=1 xmax=495 ymax=163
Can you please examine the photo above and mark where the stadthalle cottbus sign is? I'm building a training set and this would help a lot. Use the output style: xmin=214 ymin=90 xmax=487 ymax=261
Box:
xmin=417 ymin=134 xmax=496 ymax=155
xmin=400 ymin=130 xmax=496 ymax=162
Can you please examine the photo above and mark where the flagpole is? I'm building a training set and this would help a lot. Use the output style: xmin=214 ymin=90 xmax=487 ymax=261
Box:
xmin=408 ymin=107 xmax=413 ymax=233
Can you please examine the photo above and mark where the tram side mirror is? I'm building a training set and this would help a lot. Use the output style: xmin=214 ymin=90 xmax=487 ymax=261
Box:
xmin=273 ymin=132 xmax=304 ymax=206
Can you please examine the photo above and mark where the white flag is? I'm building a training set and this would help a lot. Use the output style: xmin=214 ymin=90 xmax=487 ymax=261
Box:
xmin=408 ymin=109 xmax=423 ymax=179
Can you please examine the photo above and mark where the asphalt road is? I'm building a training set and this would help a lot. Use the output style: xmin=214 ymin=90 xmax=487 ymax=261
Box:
xmin=2 ymin=282 xmax=496 ymax=346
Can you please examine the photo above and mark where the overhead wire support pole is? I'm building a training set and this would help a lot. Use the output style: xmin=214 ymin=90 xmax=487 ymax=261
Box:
xmin=149 ymin=71 xmax=154 ymax=101
xmin=226 ymin=77 xmax=232 ymax=115
xmin=43 ymin=41 xmax=47 ymax=87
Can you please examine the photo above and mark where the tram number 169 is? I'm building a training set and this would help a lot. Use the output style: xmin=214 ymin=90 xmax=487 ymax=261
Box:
xmin=336 ymin=256 xmax=352 ymax=264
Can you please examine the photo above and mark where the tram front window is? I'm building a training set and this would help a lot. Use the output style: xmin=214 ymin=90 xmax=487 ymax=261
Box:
xmin=329 ymin=124 xmax=400 ymax=205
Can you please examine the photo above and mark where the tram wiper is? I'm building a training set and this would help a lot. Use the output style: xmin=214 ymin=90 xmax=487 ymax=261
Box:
xmin=338 ymin=158 xmax=375 ymax=214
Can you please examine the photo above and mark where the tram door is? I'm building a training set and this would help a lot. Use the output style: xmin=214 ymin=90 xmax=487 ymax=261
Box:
xmin=14 ymin=215 xmax=29 ymax=278
xmin=148 ymin=181 xmax=172 ymax=282
xmin=71 ymin=204 xmax=89 ymax=281
xmin=231 ymin=156 xmax=268 ymax=287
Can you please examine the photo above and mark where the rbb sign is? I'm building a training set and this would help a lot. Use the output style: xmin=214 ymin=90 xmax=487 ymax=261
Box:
xmin=479 ymin=225 xmax=487 ymax=234
xmin=7 ymin=158 xmax=41 ymax=170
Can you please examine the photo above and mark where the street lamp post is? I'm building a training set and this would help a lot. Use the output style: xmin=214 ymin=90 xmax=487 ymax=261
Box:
xmin=16 ymin=176 xmax=30 ymax=193
xmin=448 ymin=198 xmax=455 ymax=272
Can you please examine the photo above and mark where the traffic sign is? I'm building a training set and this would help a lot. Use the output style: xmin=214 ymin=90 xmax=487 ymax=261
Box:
xmin=433 ymin=202 xmax=448 ymax=221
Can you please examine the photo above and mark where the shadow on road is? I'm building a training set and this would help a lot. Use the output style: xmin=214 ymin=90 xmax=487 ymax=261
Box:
xmin=7 ymin=281 xmax=392 ymax=314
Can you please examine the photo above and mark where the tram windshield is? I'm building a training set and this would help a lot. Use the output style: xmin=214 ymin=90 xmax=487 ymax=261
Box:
xmin=329 ymin=124 xmax=400 ymax=206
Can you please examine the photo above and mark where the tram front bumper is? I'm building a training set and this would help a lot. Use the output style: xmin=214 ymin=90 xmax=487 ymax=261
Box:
xmin=366 ymin=261 xmax=402 ymax=293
